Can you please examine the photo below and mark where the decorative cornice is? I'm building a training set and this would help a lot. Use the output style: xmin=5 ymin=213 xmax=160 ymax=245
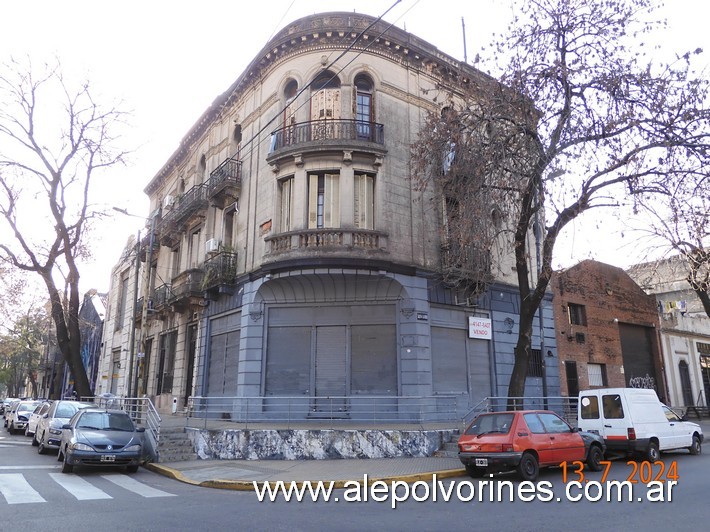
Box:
xmin=145 ymin=12 xmax=495 ymax=195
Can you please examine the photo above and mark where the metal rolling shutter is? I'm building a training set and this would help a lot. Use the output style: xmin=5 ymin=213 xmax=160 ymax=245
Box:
xmin=351 ymin=324 xmax=396 ymax=394
xmin=207 ymin=334 xmax=226 ymax=395
xmin=223 ymin=330 xmax=240 ymax=396
xmin=431 ymin=327 xmax=468 ymax=393
xmin=315 ymin=326 xmax=346 ymax=397
xmin=265 ymin=326 xmax=311 ymax=395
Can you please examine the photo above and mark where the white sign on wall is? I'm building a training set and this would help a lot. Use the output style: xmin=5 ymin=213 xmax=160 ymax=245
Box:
xmin=468 ymin=316 xmax=492 ymax=339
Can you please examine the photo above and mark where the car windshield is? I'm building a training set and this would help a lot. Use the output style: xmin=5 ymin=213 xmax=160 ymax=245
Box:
xmin=56 ymin=402 xmax=87 ymax=418
xmin=18 ymin=402 xmax=38 ymax=413
xmin=78 ymin=412 xmax=135 ymax=431
xmin=465 ymin=413 xmax=514 ymax=435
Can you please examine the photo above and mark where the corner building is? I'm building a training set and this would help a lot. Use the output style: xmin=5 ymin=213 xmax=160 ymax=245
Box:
xmin=123 ymin=12 xmax=559 ymax=418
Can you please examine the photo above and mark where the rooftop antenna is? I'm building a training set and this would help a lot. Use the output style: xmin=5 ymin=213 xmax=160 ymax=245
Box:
xmin=462 ymin=17 xmax=468 ymax=63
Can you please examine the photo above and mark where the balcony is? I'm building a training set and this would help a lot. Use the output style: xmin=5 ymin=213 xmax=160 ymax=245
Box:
xmin=168 ymin=268 xmax=205 ymax=310
xmin=440 ymin=242 xmax=492 ymax=284
xmin=207 ymin=156 xmax=242 ymax=209
xmin=156 ymin=183 xmax=209 ymax=246
xmin=267 ymin=120 xmax=385 ymax=163
xmin=201 ymin=251 xmax=238 ymax=295
xmin=264 ymin=228 xmax=388 ymax=264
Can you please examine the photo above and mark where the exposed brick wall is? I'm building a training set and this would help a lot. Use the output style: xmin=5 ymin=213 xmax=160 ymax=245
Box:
xmin=551 ymin=260 xmax=665 ymax=399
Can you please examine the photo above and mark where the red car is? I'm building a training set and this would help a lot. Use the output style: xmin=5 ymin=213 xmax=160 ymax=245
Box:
xmin=458 ymin=410 xmax=605 ymax=481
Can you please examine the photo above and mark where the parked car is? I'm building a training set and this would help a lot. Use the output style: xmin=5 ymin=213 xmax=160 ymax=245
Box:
xmin=6 ymin=400 xmax=42 ymax=434
xmin=458 ymin=410 xmax=606 ymax=481
xmin=1 ymin=397 xmax=18 ymax=415
xmin=577 ymin=387 xmax=703 ymax=460
xmin=2 ymin=398 xmax=19 ymax=425
xmin=36 ymin=400 xmax=93 ymax=454
xmin=58 ymin=408 xmax=145 ymax=473
xmin=26 ymin=401 xmax=52 ymax=439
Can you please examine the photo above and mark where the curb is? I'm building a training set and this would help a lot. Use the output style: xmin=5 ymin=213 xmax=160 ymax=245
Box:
xmin=145 ymin=463 xmax=467 ymax=491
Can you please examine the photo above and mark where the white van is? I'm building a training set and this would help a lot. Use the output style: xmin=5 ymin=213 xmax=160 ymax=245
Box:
xmin=577 ymin=388 xmax=703 ymax=461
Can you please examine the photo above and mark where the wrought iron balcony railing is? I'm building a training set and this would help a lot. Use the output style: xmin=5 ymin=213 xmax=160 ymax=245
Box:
xmin=269 ymin=119 xmax=384 ymax=152
xmin=201 ymin=251 xmax=238 ymax=293
xmin=157 ymin=183 xmax=209 ymax=244
xmin=168 ymin=268 xmax=205 ymax=308
xmin=207 ymin=157 xmax=242 ymax=208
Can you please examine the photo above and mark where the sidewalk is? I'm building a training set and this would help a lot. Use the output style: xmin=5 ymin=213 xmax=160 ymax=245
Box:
xmin=145 ymin=418 xmax=710 ymax=491
xmin=145 ymin=456 xmax=466 ymax=491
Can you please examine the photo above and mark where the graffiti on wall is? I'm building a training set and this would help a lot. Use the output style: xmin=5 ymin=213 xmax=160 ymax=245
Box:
xmin=628 ymin=373 xmax=656 ymax=390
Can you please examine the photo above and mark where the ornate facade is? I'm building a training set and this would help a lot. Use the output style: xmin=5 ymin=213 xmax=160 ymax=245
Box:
xmin=98 ymin=12 xmax=559 ymax=418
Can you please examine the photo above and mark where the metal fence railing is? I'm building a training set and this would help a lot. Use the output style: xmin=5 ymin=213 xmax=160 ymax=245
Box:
xmin=462 ymin=396 xmax=579 ymax=430
xmin=185 ymin=395 xmax=462 ymax=429
xmin=81 ymin=395 xmax=161 ymax=461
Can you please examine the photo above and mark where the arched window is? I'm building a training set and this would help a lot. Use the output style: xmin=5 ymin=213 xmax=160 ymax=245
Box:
xmin=282 ymin=79 xmax=298 ymax=146
xmin=310 ymin=71 xmax=341 ymax=122
xmin=354 ymin=74 xmax=373 ymax=139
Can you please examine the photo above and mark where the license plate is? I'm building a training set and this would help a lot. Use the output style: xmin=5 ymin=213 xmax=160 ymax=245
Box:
xmin=475 ymin=458 xmax=488 ymax=467
xmin=101 ymin=455 xmax=116 ymax=462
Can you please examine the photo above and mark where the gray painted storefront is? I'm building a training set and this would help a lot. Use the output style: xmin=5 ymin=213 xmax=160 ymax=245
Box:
xmin=196 ymin=269 xmax=560 ymax=420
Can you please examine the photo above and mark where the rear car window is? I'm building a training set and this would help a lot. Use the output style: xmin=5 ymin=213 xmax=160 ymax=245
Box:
xmin=465 ymin=413 xmax=514 ymax=435
xmin=580 ymin=396 xmax=600 ymax=419
xmin=602 ymin=394 xmax=625 ymax=419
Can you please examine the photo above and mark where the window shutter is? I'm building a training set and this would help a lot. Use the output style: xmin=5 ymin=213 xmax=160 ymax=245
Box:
xmin=324 ymin=173 xmax=340 ymax=228
xmin=308 ymin=174 xmax=318 ymax=228
xmin=354 ymin=174 xmax=374 ymax=229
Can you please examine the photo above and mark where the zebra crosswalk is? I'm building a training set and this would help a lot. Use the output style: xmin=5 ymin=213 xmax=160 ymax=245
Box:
xmin=0 ymin=471 xmax=176 ymax=504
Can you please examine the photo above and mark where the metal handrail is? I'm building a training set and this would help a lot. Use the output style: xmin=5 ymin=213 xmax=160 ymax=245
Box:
xmin=185 ymin=395 xmax=461 ymax=429
xmin=85 ymin=395 xmax=162 ymax=461
xmin=462 ymin=396 xmax=580 ymax=429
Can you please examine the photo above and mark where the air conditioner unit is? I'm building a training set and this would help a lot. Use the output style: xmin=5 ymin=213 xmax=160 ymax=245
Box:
xmin=163 ymin=195 xmax=175 ymax=209
xmin=205 ymin=239 xmax=220 ymax=253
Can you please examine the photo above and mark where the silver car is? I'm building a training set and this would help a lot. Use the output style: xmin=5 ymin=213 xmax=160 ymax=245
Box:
xmin=58 ymin=408 xmax=145 ymax=473
xmin=36 ymin=400 xmax=92 ymax=454
xmin=6 ymin=400 xmax=42 ymax=434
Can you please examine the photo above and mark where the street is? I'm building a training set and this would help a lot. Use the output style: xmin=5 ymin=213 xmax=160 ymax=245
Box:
xmin=1 ymin=428 xmax=708 ymax=532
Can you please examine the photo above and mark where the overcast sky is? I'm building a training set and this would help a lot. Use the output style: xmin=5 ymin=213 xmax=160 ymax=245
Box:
xmin=2 ymin=0 xmax=708 ymax=294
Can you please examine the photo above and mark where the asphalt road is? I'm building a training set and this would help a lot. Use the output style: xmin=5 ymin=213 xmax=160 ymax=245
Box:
xmin=1 ymin=429 xmax=707 ymax=532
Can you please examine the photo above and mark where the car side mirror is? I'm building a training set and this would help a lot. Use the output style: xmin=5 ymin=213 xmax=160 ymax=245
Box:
xmin=571 ymin=426 xmax=580 ymax=433
xmin=62 ymin=423 xmax=72 ymax=430
xmin=136 ymin=427 xmax=146 ymax=433
xmin=680 ymin=414 xmax=688 ymax=422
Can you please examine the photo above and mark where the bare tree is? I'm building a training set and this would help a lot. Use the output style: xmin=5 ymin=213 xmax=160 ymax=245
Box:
xmin=633 ymin=177 xmax=710 ymax=316
xmin=411 ymin=0 xmax=710 ymax=402
xmin=0 ymin=58 xmax=128 ymax=398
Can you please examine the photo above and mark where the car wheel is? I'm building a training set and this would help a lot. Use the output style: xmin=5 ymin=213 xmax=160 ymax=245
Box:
xmin=31 ymin=432 xmax=39 ymax=446
xmin=465 ymin=464 xmax=485 ymax=478
xmin=517 ymin=452 xmax=539 ymax=481
xmin=61 ymin=456 xmax=73 ymax=474
xmin=37 ymin=436 xmax=48 ymax=455
xmin=586 ymin=444 xmax=604 ymax=471
xmin=689 ymin=435 xmax=701 ymax=456
xmin=7 ymin=423 xmax=14 ymax=435
xmin=126 ymin=465 xmax=139 ymax=473
xmin=646 ymin=441 xmax=660 ymax=462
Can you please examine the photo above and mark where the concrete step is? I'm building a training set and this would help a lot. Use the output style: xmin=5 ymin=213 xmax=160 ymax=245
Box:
xmin=434 ymin=441 xmax=459 ymax=458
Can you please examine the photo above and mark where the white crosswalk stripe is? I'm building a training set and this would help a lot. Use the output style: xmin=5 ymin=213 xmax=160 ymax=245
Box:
xmin=0 ymin=474 xmax=46 ymax=504
xmin=49 ymin=473 xmax=113 ymax=500
xmin=0 ymin=472 xmax=175 ymax=504
xmin=102 ymin=474 xmax=176 ymax=498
